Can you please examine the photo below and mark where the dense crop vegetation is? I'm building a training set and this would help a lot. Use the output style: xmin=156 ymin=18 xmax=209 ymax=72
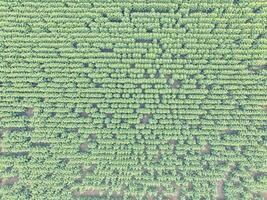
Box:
xmin=0 ymin=0 xmax=266 ymax=199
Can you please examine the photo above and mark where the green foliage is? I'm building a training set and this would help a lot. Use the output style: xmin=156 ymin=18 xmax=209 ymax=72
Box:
xmin=0 ymin=0 xmax=266 ymax=199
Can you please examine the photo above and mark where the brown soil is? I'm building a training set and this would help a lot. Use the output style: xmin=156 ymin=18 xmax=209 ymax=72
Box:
xmin=201 ymin=143 xmax=210 ymax=154
xmin=112 ymin=191 xmax=123 ymax=197
xmin=0 ymin=176 xmax=19 ymax=186
xmin=74 ymin=189 xmax=124 ymax=198
xmin=74 ymin=189 xmax=103 ymax=197
xmin=80 ymin=164 xmax=97 ymax=174
xmin=215 ymin=163 xmax=237 ymax=199
xmin=216 ymin=180 xmax=225 ymax=200
xmin=261 ymin=192 xmax=267 ymax=199
xmin=166 ymin=192 xmax=180 ymax=200
xmin=147 ymin=195 xmax=154 ymax=200
xmin=187 ymin=182 xmax=193 ymax=190
xmin=157 ymin=185 xmax=164 ymax=194
xmin=168 ymin=196 xmax=178 ymax=200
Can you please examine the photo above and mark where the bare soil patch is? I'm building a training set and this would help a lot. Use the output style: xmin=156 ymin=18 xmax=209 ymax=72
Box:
xmin=79 ymin=143 xmax=88 ymax=152
xmin=171 ymin=80 xmax=182 ymax=88
xmin=168 ymin=139 xmax=177 ymax=145
xmin=216 ymin=180 xmax=225 ymax=200
xmin=79 ymin=112 xmax=89 ymax=118
xmin=0 ymin=176 xmax=19 ymax=186
xmin=74 ymin=188 xmax=124 ymax=199
xmin=261 ymin=192 xmax=267 ymax=199
xmin=112 ymin=191 xmax=123 ymax=198
xmin=106 ymin=112 xmax=113 ymax=118
xmin=25 ymin=107 xmax=34 ymax=117
xmin=89 ymin=133 xmax=97 ymax=140
xmin=261 ymin=105 xmax=267 ymax=111
xmin=141 ymin=114 xmax=152 ymax=124
xmin=165 ymin=182 xmax=181 ymax=200
xmin=80 ymin=164 xmax=97 ymax=175
xmin=74 ymin=189 xmax=103 ymax=197
xmin=201 ymin=143 xmax=211 ymax=154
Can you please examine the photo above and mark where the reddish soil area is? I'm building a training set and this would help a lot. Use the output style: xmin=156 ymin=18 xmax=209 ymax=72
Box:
xmin=261 ymin=192 xmax=267 ymax=199
xmin=74 ymin=188 xmax=124 ymax=198
xmin=74 ymin=189 xmax=103 ymax=197
xmin=216 ymin=180 xmax=224 ymax=200
xmin=201 ymin=143 xmax=210 ymax=154
xmin=0 ymin=176 xmax=19 ymax=186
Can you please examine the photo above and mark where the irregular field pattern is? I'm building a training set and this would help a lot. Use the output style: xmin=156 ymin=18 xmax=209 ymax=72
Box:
xmin=0 ymin=0 xmax=267 ymax=199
